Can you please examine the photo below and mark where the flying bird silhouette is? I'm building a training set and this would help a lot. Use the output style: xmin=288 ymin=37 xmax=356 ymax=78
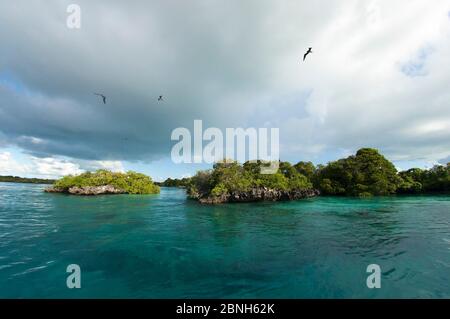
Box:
xmin=303 ymin=47 xmax=313 ymax=61
xmin=158 ymin=95 xmax=164 ymax=101
xmin=94 ymin=93 xmax=106 ymax=104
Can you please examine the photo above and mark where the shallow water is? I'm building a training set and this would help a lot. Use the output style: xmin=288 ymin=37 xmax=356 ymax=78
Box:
xmin=0 ymin=183 xmax=449 ymax=298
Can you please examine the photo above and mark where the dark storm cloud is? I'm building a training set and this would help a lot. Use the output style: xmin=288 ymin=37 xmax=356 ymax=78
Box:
xmin=0 ymin=0 xmax=449 ymax=165
xmin=1 ymin=0 xmax=326 ymax=162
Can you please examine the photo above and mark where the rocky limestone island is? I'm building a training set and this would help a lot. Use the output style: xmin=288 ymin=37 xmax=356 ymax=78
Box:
xmin=45 ymin=185 xmax=127 ymax=195
xmin=184 ymin=148 xmax=450 ymax=204
xmin=186 ymin=160 xmax=321 ymax=204
xmin=189 ymin=187 xmax=320 ymax=204
xmin=45 ymin=170 xmax=160 ymax=195
xmin=44 ymin=148 xmax=449 ymax=201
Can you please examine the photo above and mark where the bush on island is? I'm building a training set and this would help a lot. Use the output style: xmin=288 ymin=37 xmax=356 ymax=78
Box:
xmin=52 ymin=169 xmax=160 ymax=195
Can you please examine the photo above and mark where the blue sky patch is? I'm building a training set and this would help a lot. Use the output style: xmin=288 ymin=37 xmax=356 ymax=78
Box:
xmin=400 ymin=45 xmax=434 ymax=77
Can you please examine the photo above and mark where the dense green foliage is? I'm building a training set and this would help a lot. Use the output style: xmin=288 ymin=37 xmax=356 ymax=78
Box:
xmin=314 ymin=148 xmax=402 ymax=196
xmin=53 ymin=170 xmax=160 ymax=194
xmin=158 ymin=177 xmax=191 ymax=188
xmin=293 ymin=161 xmax=315 ymax=181
xmin=0 ymin=175 xmax=55 ymax=184
xmin=188 ymin=160 xmax=312 ymax=198
xmin=311 ymin=149 xmax=449 ymax=196
xmin=188 ymin=148 xmax=449 ymax=199
xmin=398 ymin=164 xmax=449 ymax=193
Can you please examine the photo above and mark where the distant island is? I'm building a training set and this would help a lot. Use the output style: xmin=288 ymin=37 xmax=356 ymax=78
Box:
xmin=156 ymin=177 xmax=191 ymax=188
xmin=185 ymin=148 xmax=449 ymax=204
xmin=10 ymin=147 xmax=447 ymax=202
xmin=0 ymin=175 xmax=55 ymax=184
xmin=45 ymin=170 xmax=160 ymax=195
xmin=187 ymin=159 xmax=319 ymax=204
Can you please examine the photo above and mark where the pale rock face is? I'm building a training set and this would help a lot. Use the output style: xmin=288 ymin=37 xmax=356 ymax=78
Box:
xmin=45 ymin=185 xmax=126 ymax=195
xmin=192 ymin=187 xmax=320 ymax=204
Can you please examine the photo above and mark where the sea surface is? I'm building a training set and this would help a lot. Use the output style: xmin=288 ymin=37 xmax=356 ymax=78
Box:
xmin=0 ymin=182 xmax=449 ymax=298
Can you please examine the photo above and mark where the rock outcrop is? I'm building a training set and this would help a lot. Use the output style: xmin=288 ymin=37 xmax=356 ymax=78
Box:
xmin=189 ymin=187 xmax=320 ymax=204
xmin=45 ymin=185 xmax=126 ymax=195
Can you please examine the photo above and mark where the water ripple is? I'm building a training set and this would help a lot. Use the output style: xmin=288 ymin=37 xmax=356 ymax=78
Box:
xmin=0 ymin=184 xmax=449 ymax=298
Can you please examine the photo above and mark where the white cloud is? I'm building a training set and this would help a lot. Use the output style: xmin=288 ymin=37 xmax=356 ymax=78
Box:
xmin=79 ymin=160 xmax=125 ymax=173
xmin=269 ymin=0 xmax=450 ymax=162
xmin=31 ymin=157 xmax=84 ymax=178
xmin=0 ymin=151 xmax=32 ymax=175
xmin=0 ymin=151 xmax=10 ymax=162
xmin=0 ymin=150 xmax=125 ymax=178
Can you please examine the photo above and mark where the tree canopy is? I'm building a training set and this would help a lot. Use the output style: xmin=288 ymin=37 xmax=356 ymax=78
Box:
xmin=398 ymin=164 xmax=449 ymax=193
xmin=0 ymin=175 xmax=55 ymax=184
xmin=53 ymin=169 xmax=160 ymax=194
xmin=158 ymin=177 xmax=191 ymax=187
xmin=188 ymin=160 xmax=312 ymax=198
xmin=188 ymin=148 xmax=449 ymax=199
xmin=314 ymin=148 xmax=402 ymax=197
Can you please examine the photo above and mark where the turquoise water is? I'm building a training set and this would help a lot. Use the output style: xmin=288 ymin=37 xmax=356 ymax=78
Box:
xmin=0 ymin=182 xmax=449 ymax=298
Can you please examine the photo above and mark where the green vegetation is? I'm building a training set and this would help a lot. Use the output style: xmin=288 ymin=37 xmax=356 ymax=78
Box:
xmin=398 ymin=164 xmax=450 ymax=193
xmin=293 ymin=161 xmax=315 ymax=181
xmin=158 ymin=177 xmax=191 ymax=188
xmin=53 ymin=169 xmax=160 ymax=194
xmin=188 ymin=160 xmax=313 ymax=198
xmin=314 ymin=148 xmax=402 ymax=196
xmin=313 ymin=149 xmax=449 ymax=196
xmin=6 ymin=148 xmax=449 ymax=199
xmin=188 ymin=148 xmax=449 ymax=199
xmin=0 ymin=175 xmax=55 ymax=184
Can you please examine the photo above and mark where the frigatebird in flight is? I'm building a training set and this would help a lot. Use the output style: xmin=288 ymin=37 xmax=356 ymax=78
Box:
xmin=158 ymin=95 xmax=164 ymax=101
xmin=303 ymin=47 xmax=313 ymax=61
xmin=94 ymin=93 xmax=107 ymax=104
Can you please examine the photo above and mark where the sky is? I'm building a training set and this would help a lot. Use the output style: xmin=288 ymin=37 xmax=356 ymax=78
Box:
xmin=0 ymin=0 xmax=450 ymax=181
